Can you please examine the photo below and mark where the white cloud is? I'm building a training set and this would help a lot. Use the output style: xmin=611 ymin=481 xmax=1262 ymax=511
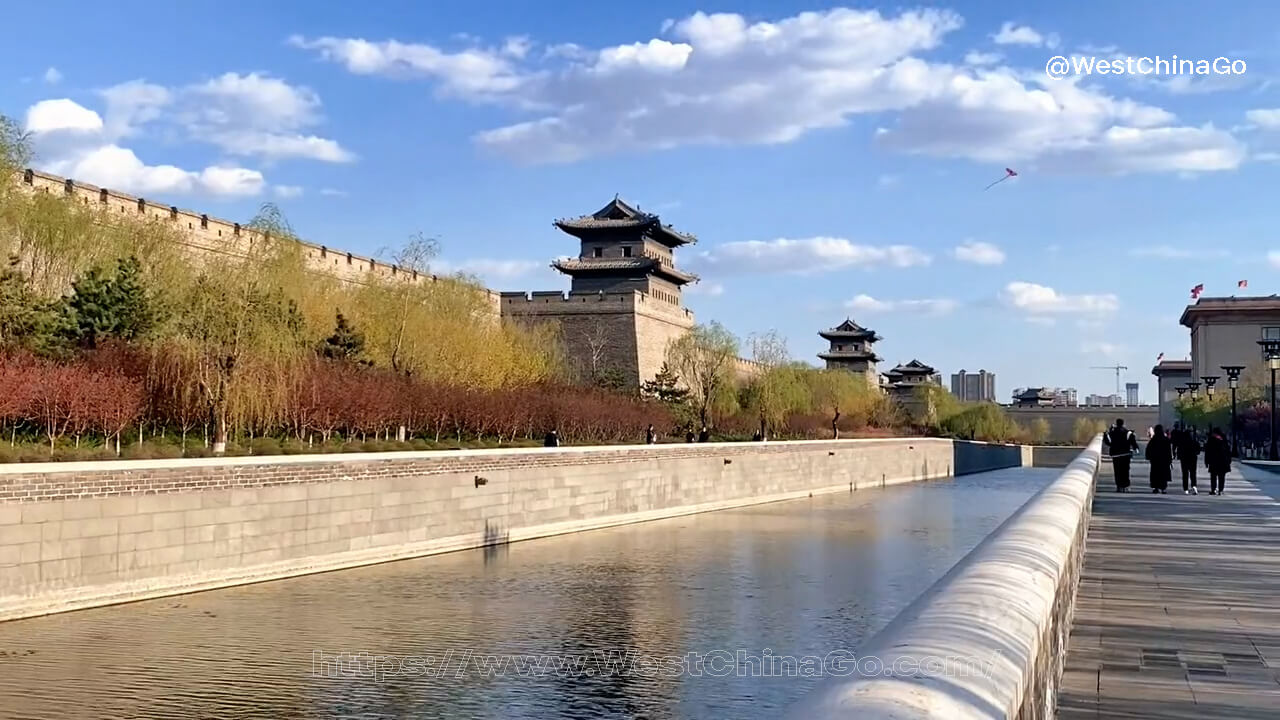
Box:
xmin=877 ymin=173 xmax=900 ymax=187
xmin=1025 ymin=317 xmax=1057 ymax=326
xmin=953 ymin=240 xmax=1005 ymax=265
xmin=695 ymin=237 xmax=931 ymax=274
xmin=198 ymin=166 xmax=266 ymax=196
xmin=51 ymin=144 xmax=263 ymax=197
xmin=992 ymin=22 xmax=1057 ymax=48
xmin=964 ymin=51 xmax=1002 ymax=66
xmin=25 ymin=99 xmax=103 ymax=133
xmin=1002 ymin=281 xmax=1119 ymax=315
xmin=686 ymin=281 xmax=725 ymax=297
xmin=1246 ymin=108 xmax=1280 ymax=129
xmin=319 ymin=188 xmax=349 ymax=197
xmin=1268 ymin=250 xmax=1280 ymax=268
xmin=180 ymin=72 xmax=355 ymax=163
xmin=43 ymin=67 xmax=62 ymax=85
xmin=274 ymin=185 xmax=304 ymax=199
xmin=100 ymin=80 xmax=172 ymax=138
xmin=502 ymin=36 xmax=533 ymax=59
xmin=1129 ymin=245 xmax=1228 ymax=260
xmin=287 ymin=34 xmax=525 ymax=96
xmin=293 ymin=9 xmax=1239 ymax=175
xmin=845 ymin=294 xmax=957 ymax=315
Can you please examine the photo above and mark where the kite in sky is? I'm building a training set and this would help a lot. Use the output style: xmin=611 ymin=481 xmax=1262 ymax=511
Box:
xmin=1239 ymin=280 xmax=1248 ymax=288
xmin=1191 ymin=283 xmax=1205 ymax=299
xmin=983 ymin=167 xmax=1018 ymax=190
xmin=1157 ymin=353 xmax=1164 ymax=363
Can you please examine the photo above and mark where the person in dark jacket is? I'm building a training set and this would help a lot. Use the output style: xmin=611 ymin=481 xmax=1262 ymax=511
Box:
xmin=645 ymin=425 xmax=657 ymax=444
xmin=1102 ymin=418 xmax=1139 ymax=492
xmin=698 ymin=426 xmax=710 ymax=443
xmin=1204 ymin=426 xmax=1231 ymax=495
xmin=544 ymin=429 xmax=559 ymax=447
xmin=1177 ymin=427 xmax=1201 ymax=494
xmin=1145 ymin=425 xmax=1173 ymax=493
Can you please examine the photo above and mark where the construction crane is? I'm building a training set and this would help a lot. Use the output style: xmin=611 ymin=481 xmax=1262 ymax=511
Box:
xmin=1091 ymin=365 xmax=1129 ymax=395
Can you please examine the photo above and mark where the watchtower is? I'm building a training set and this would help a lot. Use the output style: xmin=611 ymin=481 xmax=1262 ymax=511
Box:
xmin=501 ymin=197 xmax=699 ymax=387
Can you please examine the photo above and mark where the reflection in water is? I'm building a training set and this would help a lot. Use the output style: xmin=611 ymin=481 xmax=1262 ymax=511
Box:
xmin=0 ymin=468 xmax=1054 ymax=719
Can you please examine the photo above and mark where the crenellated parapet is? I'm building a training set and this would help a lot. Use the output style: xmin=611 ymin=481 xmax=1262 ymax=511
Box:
xmin=15 ymin=168 xmax=503 ymax=320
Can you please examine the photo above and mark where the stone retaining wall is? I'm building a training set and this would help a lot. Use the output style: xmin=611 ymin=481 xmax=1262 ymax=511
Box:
xmin=789 ymin=437 xmax=1101 ymax=720
xmin=0 ymin=438 xmax=1023 ymax=622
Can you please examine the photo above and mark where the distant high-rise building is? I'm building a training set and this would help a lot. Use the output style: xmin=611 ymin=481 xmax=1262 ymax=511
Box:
xmin=951 ymin=369 xmax=997 ymax=402
xmin=1052 ymin=388 xmax=1078 ymax=407
xmin=1125 ymin=382 xmax=1139 ymax=406
xmin=1085 ymin=393 xmax=1123 ymax=407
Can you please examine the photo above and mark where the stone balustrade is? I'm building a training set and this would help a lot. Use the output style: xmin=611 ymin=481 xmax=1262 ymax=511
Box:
xmin=788 ymin=436 xmax=1102 ymax=720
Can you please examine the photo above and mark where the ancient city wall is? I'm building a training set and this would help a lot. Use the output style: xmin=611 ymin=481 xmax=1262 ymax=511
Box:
xmin=501 ymin=290 xmax=695 ymax=385
xmin=19 ymin=169 xmax=503 ymax=319
xmin=789 ymin=438 xmax=1101 ymax=720
xmin=0 ymin=437 xmax=1024 ymax=622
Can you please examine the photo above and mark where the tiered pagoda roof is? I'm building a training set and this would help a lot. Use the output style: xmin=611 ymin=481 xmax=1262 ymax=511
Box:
xmin=551 ymin=256 xmax=698 ymax=286
xmin=885 ymin=359 xmax=936 ymax=378
xmin=818 ymin=318 xmax=881 ymax=342
xmin=553 ymin=197 xmax=697 ymax=247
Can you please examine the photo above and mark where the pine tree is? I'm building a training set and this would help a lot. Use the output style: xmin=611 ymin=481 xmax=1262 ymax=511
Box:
xmin=641 ymin=361 xmax=689 ymax=404
xmin=319 ymin=311 xmax=369 ymax=364
xmin=60 ymin=256 xmax=157 ymax=349
xmin=0 ymin=255 xmax=57 ymax=351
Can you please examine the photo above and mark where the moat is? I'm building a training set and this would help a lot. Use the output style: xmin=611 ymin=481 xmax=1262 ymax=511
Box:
xmin=0 ymin=468 xmax=1055 ymax=719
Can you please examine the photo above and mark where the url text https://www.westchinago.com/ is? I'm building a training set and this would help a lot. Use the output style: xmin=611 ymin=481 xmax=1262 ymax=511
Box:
xmin=312 ymin=649 xmax=992 ymax=682
xmin=1045 ymin=54 xmax=1247 ymax=80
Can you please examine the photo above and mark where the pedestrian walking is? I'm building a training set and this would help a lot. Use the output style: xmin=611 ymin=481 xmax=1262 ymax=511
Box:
xmin=1204 ymin=426 xmax=1231 ymax=495
xmin=645 ymin=424 xmax=657 ymax=445
xmin=1145 ymin=424 xmax=1173 ymax=493
xmin=544 ymin=429 xmax=559 ymax=447
xmin=1103 ymin=418 xmax=1139 ymax=492
xmin=698 ymin=426 xmax=710 ymax=443
xmin=1177 ymin=427 xmax=1201 ymax=494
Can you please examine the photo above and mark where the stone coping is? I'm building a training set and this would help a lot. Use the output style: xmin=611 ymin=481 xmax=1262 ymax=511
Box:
xmin=0 ymin=436 xmax=974 ymax=476
xmin=787 ymin=437 xmax=1101 ymax=719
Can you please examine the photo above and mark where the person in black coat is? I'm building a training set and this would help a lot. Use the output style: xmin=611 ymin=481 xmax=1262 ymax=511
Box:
xmin=698 ymin=426 xmax=710 ymax=443
xmin=544 ymin=429 xmax=559 ymax=447
xmin=1176 ymin=427 xmax=1201 ymax=494
xmin=1102 ymin=419 xmax=1139 ymax=492
xmin=645 ymin=424 xmax=657 ymax=444
xmin=1204 ymin=426 xmax=1231 ymax=495
xmin=1145 ymin=424 xmax=1173 ymax=493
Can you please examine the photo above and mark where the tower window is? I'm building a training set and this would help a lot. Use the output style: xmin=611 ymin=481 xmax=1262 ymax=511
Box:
xmin=593 ymin=247 xmax=603 ymax=258
xmin=622 ymin=246 xmax=632 ymax=257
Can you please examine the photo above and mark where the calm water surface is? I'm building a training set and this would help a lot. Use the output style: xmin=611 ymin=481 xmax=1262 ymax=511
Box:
xmin=0 ymin=467 xmax=1055 ymax=719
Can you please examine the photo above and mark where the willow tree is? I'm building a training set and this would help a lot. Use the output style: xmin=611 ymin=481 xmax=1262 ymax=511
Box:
xmin=667 ymin=322 xmax=739 ymax=429
xmin=167 ymin=208 xmax=310 ymax=453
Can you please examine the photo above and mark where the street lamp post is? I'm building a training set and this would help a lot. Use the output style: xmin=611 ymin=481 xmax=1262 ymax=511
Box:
xmin=1258 ymin=340 xmax=1280 ymax=461
xmin=1187 ymin=381 xmax=1201 ymax=401
xmin=1175 ymin=386 xmax=1187 ymax=423
xmin=1222 ymin=366 xmax=1245 ymax=457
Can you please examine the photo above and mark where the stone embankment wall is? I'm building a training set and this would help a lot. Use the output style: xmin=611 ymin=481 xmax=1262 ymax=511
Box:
xmin=789 ymin=437 xmax=1101 ymax=720
xmin=0 ymin=438 xmax=1022 ymax=622
xmin=1006 ymin=406 xmax=1158 ymax=444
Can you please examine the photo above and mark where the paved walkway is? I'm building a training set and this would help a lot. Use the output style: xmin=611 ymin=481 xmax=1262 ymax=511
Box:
xmin=1057 ymin=461 xmax=1280 ymax=718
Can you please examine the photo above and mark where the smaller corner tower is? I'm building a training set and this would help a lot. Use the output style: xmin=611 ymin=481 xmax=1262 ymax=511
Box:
xmin=818 ymin=318 xmax=882 ymax=384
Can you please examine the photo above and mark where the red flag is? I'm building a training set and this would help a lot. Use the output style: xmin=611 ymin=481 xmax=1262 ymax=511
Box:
xmin=1190 ymin=283 xmax=1204 ymax=299
xmin=1239 ymin=280 xmax=1248 ymax=288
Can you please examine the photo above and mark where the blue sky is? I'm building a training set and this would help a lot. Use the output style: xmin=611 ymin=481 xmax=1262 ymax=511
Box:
xmin=7 ymin=1 xmax=1280 ymax=401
